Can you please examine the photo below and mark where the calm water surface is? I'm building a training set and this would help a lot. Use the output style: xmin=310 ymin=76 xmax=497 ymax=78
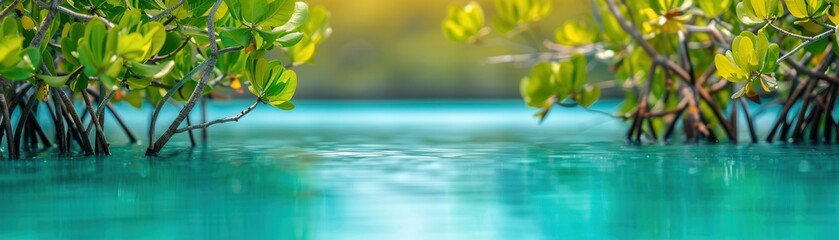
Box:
xmin=0 ymin=101 xmax=838 ymax=239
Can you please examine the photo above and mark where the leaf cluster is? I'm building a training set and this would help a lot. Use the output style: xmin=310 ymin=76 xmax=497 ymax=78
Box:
xmin=0 ymin=0 xmax=332 ymax=109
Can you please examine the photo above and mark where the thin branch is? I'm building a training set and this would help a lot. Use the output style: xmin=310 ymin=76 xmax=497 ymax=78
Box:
xmin=175 ymin=100 xmax=260 ymax=133
xmin=776 ymin=28 xmax=836 ymax=64
xmin=0 ymin=0 xmax=18 ymax=19
xmin=219 ymin=46 xmax=245 ymax=55
xmin=784 ymin=56 xmax=839 ymax=85
xmin=34 ymin=0 xmax=116 ymax=28
xmin=147 ymin=36 xmax=192 ymax=63
xmin=556 ymin=102 xmax=626 ymax=120
xmin=812 ymin=19 xmax=837 ymax=30
xmin=150 ymin=80 xmax=173 ymax=89
xmin=149 ymin=0 xmax=185 ymax=21
xmin=487 ymin=52 xmax=587 ymax=65
xmin=643 ymin=98 xmax=689 ymax=118
xmin=769 ymin=23 xmax=819 ymax=41
xmin=201 ymin=97 xmax=208 ymax=141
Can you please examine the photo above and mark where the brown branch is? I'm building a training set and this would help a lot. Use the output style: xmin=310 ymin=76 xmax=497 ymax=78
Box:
xmin=784 ymin=57 xmax=839 ymax=85
xmin=54 ymin=89 xmax=94 ymax=155
xmin=13 ymin=89 xmax=38 ymax=156
xmin=739 ymin=98 xmax=758 ymax=143
xmin=0 ymin=87 xmax=17 ymax=159
xmin=80 ymin=90 xmax=110 ymax=155
xmin=604 ymin=0 xmax=735 ymax=141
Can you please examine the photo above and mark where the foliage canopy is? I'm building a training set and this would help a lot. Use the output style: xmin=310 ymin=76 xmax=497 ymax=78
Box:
xmin=445 ymin=0 xmax=839 ymax=144
xmin=0 ymin=0 xmax=331 ymax=158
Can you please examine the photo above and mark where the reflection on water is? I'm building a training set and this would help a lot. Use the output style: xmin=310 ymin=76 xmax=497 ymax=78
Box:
xmin=0 ymin=101 xmax=837 ymax=239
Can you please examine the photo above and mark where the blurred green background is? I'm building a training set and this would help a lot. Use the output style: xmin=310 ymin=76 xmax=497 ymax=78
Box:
xmin=292 ymin=0 xmax=594 ymax=99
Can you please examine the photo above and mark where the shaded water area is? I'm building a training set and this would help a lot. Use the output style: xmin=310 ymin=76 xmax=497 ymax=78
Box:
xmin=1 ymin=101 xmax=838 ymax=239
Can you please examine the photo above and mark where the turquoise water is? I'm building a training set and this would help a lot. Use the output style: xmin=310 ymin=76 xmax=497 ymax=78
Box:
xmin=1 ymin=101 xmax=838 ymax=239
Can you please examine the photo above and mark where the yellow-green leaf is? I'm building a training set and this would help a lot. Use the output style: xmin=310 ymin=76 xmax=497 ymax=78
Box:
xmin=442 ymin=1 xmax=485 ymax=43
xmin=714 ymin=54 xmax=748 ymax=83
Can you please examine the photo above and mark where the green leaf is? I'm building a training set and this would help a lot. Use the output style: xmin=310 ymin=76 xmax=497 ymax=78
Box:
xmin=0 ymin=42 xmax=40 ymax=81
xmin=21 ymin=47 xmax=41 ymax=71
xmin=127 ymin=77 xmax=153 ymax=90
xmin=275 ymin=32 xmax=303 ymax=47
xmin=493 ymin=0 xmax=551 ymax=33
xmin=225 ymin=0 xmax=283 ymax=26
xmin=129 ymin=61 xmax=176 ymax=79
xmin=762 ymin=44 xmax=780 ymax=74
xmin=520 ymin=62 xmax=557 ymax=108
xmin=122 ymin=89 xmax=144 ymax=109
xmin=442 ymin=1 xmax=485 ymax=43
xmin=60 ymin=23 xmax=86 ymax=68
xmin=261 ymin=0 xmax=299 ymax=28
xmin=78 ymin=19 xmax=112 ymax=78
xmin=217 ymin=45 xmax=247 ymax=74
xmin=68 ymin=75 xmax=89 ymax=92
xmin=732 ymin=32 xmax=757 ymax=72
xmin=284 ymin=35 xmax=316 ymax=66
xmin=140 ymin=22 xmax=168 ymax=60
xmin=575 ymin=84 xmax=601 ymax=108
xmin=0 ymin=36 xmax=25 ymax=70
xmin=784 ymin=0 xmax=828 ymax=19
xmin=697 ymin=0 xmax=732 ymax=17
xmin=271 ymin=101 xmax=295 ymax=110
xmin=271 ymin=2 xmax=309 ymax=33
xmin=718 ymin=31 xmax=781 ymax=99
xmin=715 ymin=53 xmax=748 ymax=83
xmin=736 ymin=0 xmax=784 ymax=25
xmin=187 ymin=0 xmax=219 ymax=19
xmin=0 ymin=17 xmax=18 ymax=37
xmin=555 ymin=19 xmax=597 ymax=46
xmin=38 ymin=74 xmax=72 ymax=87
xmin=117 ymin=32 xmax=149 ymax=62
xmin=265 ymin=68 xmax=297 ymax=108
xmin=301 ymin=6 xmax=331 ymax=44
xmin=828 ymin=3 xmax=839 ymax=25
xmin=118 ymin=9 xmax=143 ymax=29
xmin=804 ymin=36 xmax=830 ymax=55
xmin=717 ymin=31 xmax=779 ymax=86
xmin=245 ymin=58 xmax=270 ymax=95
xmin=220 ymin=28 xmax=253 ymax=48
xmin=253 ymin=28 xmax=283 ymax=50
xmin=569 ymin=53 xmax=587 ymax=92
xmin=244 ymin=58 xmax=297 ymax=107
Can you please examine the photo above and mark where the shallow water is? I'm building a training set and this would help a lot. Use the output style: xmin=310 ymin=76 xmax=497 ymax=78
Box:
xmin=1 ymin=101 xmax=838 ymax=239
